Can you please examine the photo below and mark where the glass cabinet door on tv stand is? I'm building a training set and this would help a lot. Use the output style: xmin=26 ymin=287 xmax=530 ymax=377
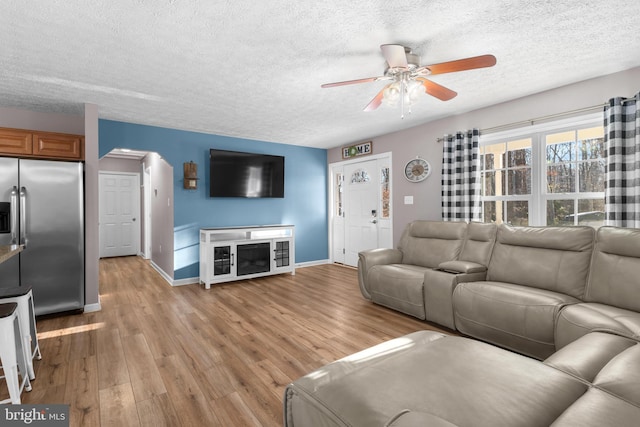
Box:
xmin=212 ymin=243 xmax=236 ymax=279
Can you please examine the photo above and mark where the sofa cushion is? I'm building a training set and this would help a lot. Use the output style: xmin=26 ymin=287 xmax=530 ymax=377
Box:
xmin=397 ymin=220 xmax=466 ymax=268
xmin=453 ymin=281 xmax=581 ymax=359
xmin=549 ymin=335 xmax=640 ymax=427
xmin=284 ymin=331 xmax=587 ymax=427
xmin=487 ymin=225 xmax=594 ymax=299
xmin=551 ymin=388 xmax=640 ymax=427
xmin=368 ymin=264 xmax=429 ymax=319
xmin=555 ymin=303 xmax=640 ymax=349
xmin=585 ymin=226 xmax=640 ymax=312
xmin=385 ymin=410 xmax=459 ymax=427
xmin=545 ymin=332 xmax=637 ymax=382
xmin=458 ymin=221 xmax=497 ymax=266
xmin=593 ymin=342 xmax=640 ymax=406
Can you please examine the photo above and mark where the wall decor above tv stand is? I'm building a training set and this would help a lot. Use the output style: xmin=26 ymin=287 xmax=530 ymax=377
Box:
xmin=199 ymin=225 xmax=295 ymax=289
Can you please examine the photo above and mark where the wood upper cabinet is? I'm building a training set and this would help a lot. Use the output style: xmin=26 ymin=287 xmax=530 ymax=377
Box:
xmin=32 ymin=132 xmax=83 ymax=159
xmin=0 ymin=128 xmax=32 ymax=155
xmin=0 ymin=127 xmax=84 ymax=160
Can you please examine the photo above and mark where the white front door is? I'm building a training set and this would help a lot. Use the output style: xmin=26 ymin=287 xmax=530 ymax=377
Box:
xmin=99 ymin=172 xmax=140 ymax=258
xmin=344 ymin=159 xmax=380 ymax=267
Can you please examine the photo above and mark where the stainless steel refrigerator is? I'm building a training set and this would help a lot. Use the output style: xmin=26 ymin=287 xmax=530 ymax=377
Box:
xmin=0 ymin=157 xmax=84 ymax=316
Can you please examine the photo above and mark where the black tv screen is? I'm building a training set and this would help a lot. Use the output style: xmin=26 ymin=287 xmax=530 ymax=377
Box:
xmin=209 ymin=149 xmax=285 ymax=198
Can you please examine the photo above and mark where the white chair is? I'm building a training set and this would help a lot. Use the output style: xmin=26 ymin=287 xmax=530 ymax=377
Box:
xmin=0 ymin=302 xmax=31 ymax=404
xmin=0 ymin=286 xmax=41 ymax=381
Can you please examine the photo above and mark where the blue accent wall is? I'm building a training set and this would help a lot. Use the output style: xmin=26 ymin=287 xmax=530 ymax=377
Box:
xmin=99 ymin=119 xmax=328 ymax=280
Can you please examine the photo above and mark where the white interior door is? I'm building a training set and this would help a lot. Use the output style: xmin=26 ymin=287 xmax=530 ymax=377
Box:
xmin=344 ymin=159 xmax=379 ymax=266
xmin=100 ymin=172 xmax=140 ymax=258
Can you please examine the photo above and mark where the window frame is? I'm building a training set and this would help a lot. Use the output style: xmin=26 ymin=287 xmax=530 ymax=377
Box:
xmin=479 ymin=112 xmax=604 ymax=226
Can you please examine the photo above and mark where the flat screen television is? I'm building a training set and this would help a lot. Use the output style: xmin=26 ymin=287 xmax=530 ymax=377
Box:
xmin=209 ymin=149 xmax=285 ymax=198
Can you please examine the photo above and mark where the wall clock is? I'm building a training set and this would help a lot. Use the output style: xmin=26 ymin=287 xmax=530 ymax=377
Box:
xmin=404 ymin=157 xmax=431 ymax=182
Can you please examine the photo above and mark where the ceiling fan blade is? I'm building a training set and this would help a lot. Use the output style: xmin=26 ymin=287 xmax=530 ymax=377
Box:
xmin=363 ymin=87 xmax=386 ymax=112
xmin=425 ymin=54 xmax=496 ymax=75
xmin=417 ymin=78 xmax=457 ymax=101
xmin=380 ymin=44 xmax=408 ymax=68
xmin=321 ymin=76 xmax=385 ymax=88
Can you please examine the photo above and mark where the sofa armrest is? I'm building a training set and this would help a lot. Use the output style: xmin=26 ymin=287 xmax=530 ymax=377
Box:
xmin=358 ymin=248 xmax=403 ymax=300
xmin=438 ymin=260 xmax=487 ymax=274
xmin=360 ymin=248 xmax=404 ymax=266
xmin=423 ymin=268 xmax=488 ymax=329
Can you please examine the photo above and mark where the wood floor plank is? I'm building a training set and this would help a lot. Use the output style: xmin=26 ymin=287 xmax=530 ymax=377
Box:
xmin=136 ymin=393 xmax=181 ymax=427
xmin=96 ymin=327 xmax=130 ymax=389
xmin=210 ymin=391 xmax=263 ymax=426
xmin=14 ymin=256 xmax=447 ymax=426
xmin=156 ymin=354 xmax=221 ymax=426
xmin=99 ymin=383 xmax=140 ymax=427
xmin=121 ymin=333 xmax=167 ymax=402
xmin=64 ymin=356 xmax=100 ymax=427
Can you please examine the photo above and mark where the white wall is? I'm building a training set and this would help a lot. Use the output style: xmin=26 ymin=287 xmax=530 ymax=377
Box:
xmin=84 ymin=104 xmax=100 ymax=310
xmin=328 ymin=66 xmax=640 ymax=246
xmin=0 ymin=106 xmax=84 ymax=134
xmin=143 ymin=153 xmax=174 ymax=278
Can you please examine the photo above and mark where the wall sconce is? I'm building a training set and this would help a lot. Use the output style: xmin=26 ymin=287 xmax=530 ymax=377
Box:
xmin=183 ymin=161 xmax=198 ymax=189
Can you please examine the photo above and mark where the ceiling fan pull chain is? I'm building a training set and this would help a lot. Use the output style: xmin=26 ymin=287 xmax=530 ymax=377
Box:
xmin=401 ymin=79 xmax=406 ymax=119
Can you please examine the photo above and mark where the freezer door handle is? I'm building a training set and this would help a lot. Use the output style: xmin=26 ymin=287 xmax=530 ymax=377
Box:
xmin=19 ymin=186 xmax=27 ymax=247
xmin=10 ymin=186 xmax=18 ymax=244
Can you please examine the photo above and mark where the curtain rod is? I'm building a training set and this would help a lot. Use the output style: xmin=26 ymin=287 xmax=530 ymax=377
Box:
xmin=436 ymin=98 xmax=635 ymax=143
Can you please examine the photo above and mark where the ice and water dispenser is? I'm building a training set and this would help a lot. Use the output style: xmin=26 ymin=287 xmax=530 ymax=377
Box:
xmin=0 ymin=202 xmax=9 ymax=233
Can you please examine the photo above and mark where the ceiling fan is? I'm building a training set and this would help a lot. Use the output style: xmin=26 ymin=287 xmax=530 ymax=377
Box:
xmin=321 ymin=44 xmax=496 ymax=117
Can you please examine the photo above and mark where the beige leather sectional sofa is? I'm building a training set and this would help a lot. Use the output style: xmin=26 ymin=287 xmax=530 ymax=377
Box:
xmin=284 ymin=221 xmax=640 ymax=426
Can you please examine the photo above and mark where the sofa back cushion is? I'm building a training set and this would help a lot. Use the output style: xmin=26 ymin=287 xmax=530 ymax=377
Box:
xmin=487 ymin=225 xmax=595 ymax=298
xmin=459 ymin=222 xmax=497 ymax=266
xmin=585 ymin=226 xmax=640 ymax=311
xmin=398 ymin=221 xmax=467 ymax=268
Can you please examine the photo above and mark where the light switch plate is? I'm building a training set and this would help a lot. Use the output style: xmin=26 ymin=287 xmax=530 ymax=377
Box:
xmin=404 ymin=196 xmax=414 ymax=205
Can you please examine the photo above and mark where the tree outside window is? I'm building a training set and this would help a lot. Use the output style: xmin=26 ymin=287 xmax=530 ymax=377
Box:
xmin=479 ymin=122 xmax=604 ymax=228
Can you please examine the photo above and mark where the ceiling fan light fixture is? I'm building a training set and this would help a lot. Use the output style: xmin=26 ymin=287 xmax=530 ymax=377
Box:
xmin=321 ymin=44 xmax=496 ymax=116
xmin=382 ymin=78 xmax=423 ymax=107
xmin=382 ymin=81 xmax=402 ymax=106
xmin=406 ymin=79 xmax=423 ymax=103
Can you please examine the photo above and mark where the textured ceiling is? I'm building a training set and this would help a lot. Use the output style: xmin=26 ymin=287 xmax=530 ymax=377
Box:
xmin=2 ymin=1 xmax=640 ymax=149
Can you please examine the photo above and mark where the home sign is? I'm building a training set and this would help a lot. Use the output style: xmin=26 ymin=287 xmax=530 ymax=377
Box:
xmin=342 ymin=141 xmax=373 ymax=159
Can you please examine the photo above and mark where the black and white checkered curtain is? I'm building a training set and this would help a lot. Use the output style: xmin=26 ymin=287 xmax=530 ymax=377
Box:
xmin=604 ymin=92 xmax=640 ymax=228
xmin=441 ymin=129 xmax=481 ymax=222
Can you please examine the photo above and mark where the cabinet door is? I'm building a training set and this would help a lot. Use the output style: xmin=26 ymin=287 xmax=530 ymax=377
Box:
xmin=212 ymin=243 xmax=236 ymax=279
xmin=0 ymin=128 xmax=32 ymax=155
xmin=32 ymin=133 xmax=83 ymax=159
xmin=272 ymin=239 xmax=292 ymax=271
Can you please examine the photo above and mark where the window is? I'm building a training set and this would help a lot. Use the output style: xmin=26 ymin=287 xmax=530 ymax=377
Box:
xmin=481 ymin=138 xmax=532 ymax=226
xmin=480 ymin=115 xmax=605 ymax=227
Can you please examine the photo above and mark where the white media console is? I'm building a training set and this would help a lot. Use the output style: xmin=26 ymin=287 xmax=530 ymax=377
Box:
xmin=199 ymin=225 xmax=295 ymax=289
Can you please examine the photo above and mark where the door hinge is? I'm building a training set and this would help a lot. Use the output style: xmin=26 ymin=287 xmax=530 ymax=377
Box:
xmin=343 ymin=248 xmax=345 ymax=254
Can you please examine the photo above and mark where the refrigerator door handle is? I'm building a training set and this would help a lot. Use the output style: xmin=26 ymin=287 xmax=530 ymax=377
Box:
xmin=19 ymin=186 xmax=27 ymax=247
xmin=10 ymin=186 xmax=18 ymax=244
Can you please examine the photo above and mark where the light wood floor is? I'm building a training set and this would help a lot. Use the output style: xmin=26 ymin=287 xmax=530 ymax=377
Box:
xmin=6 ymin=256 xmax=451 ymax=426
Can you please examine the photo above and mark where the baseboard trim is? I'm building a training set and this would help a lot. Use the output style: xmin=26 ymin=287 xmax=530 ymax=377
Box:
xmin=151 ymin=259 xmax=332 ymax=287
xmin=295 ymin=259 xmax=330 ymax=268
xmin=172 ymin=277 xmax=199 ymax=287
xmin=150 ymin=261 xmax=174 ymax=286
xmin=84 ymin=297 xmax=102 ymax=313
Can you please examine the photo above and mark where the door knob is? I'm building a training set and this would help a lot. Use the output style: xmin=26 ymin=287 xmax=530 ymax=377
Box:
xmin=370 ymin=219 xmax=377 ymax=224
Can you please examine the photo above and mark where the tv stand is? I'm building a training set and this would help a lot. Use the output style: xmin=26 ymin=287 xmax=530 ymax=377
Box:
xmin=199 ymin=225 xmax=295 ymax=289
